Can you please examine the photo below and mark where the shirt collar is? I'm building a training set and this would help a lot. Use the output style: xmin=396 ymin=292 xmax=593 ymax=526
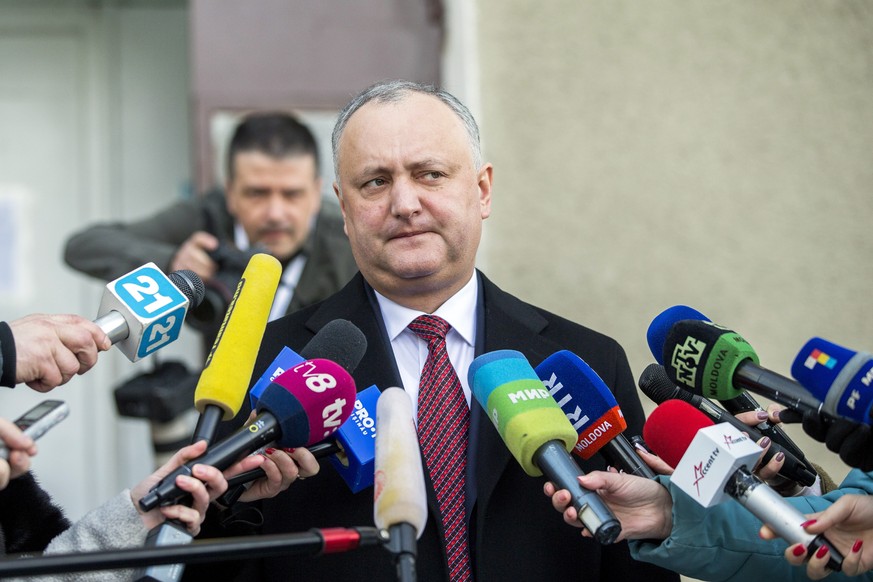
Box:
xmin=374 ymin=273 xmax=478 ymax=347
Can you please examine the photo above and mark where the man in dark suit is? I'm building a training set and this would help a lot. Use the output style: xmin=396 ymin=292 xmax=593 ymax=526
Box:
xmin=187 ymin=81 xmax=678 ymax=581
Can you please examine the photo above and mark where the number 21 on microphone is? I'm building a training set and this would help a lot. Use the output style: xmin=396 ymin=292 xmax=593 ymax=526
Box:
xmin=113 ymin=264 xmax=188 ymax=357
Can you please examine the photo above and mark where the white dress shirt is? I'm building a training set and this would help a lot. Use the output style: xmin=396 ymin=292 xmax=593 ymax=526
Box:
xmin=374 ymin=273 xmax=479 ymax=423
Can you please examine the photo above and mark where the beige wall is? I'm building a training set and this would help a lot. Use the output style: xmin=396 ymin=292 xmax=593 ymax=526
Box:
xmin=476 ymin=0 xmax=873 ymax=490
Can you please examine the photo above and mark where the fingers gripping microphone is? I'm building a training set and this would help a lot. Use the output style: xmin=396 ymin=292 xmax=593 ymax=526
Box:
xmin=535 ymin=351 xmax=655 ymax=479
xmin=191 ymin=253 xmax=282 ymax=445
xmin=373 ymin=388 xmax=427 ymax=582
xmin=638 ymin=363 xmax=817 ymax=486
xmin=95 ymin=264 xmax=205 ymax=362
xmin=469 ymin=350 xmax=621 ymax=544
xmin=644 ymin=400 xmax=843 ymax=572
xmin=139 ymin=358 xmax=357 ymax=511
xmin=792 ymin=337 xmax=873 ymax=425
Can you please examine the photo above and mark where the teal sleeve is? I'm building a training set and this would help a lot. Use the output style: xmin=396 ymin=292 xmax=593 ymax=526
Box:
xmin=629 ymin=470 xmax=873 ymax=582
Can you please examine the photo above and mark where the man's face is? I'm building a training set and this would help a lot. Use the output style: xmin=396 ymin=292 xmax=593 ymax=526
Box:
xmin=226 ymin=151 xmax=322 ymax=261
xmin=334 ymin=92 xmax=492 ymax=303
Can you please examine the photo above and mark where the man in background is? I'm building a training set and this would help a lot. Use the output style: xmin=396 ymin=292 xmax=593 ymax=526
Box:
xmin=64 ymin=112 xmax=357 ymax=343
xmin=63 ymin=113 xmax=357 ymax=460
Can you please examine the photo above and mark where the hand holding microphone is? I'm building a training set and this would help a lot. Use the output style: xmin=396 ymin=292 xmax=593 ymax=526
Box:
xmin=469 ymin=350 xmax=621 ymax=544
xmin=645 ymin=400 xmax=844 ymax=572
xmin=778 ymin=337 xmax=873 ymax=471
xmin=760 ymin=494 xmax=873 ymax=579
xmin=139 ymin=356 xmax=358 ymax=511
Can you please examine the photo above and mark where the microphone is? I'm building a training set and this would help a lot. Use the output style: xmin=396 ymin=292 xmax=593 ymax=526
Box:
xmin=646 ymin=304 xmax=710 ymax=366
xmin=468 ymin=349 xmax=621 ymax=544
xmin=638 ymin=363 xmax=817 ymax=486
xmin=373 ymin=388 xmax=427 ymax=582
xmin=220 ymin=384 xmax=381 ymax=505
xmin=647 ymin=305 xmax=815 ymax=473
xmin=249 ymin=319 xmax=369 ymax=408
xmin=644 ymin=400 xmax=843 ymax=572
xmin=535 ymin=350 xmax=655 ymax=479
xmin=220 ymin=320 xmax=375 ymax=499
xmin=139 ymin=357 xmax=357 ymax=511
xmin=192 ymin=253 xmax=282 ymax=445
xmin=661 ymin=318 xmax=827 ymax=419
xmin=95 ymin=264 xmax=205 ymax=362
xmin=791 ymin=337 xmax=873 ymax=425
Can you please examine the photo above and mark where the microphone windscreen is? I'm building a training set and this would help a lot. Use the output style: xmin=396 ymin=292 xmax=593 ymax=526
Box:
xmin=534 ymin=350 xmax=626 ymax=459
xmin=469 ymin=350 xmax=577 ymax=476
xmin=373 ymin=388 xmax=427 ymax=538
xmin=791 ymin=337 xmax=857 ymax=401
xmin=792 ymin=337 xmax=873 ymax=423
xmin=168 ymin=269 xmax=205 ymax=309
xmin=662 ymin=319 xmax=758 ymax=399
xmin=647 ymin=305 xmax=710 ymax=364
xmin=299 ymin=319 xmax=367 ymax=375
xmin=194 ymin=253 xmax=282 ymax=419
xmin=263 ymin=358 xmax=358 ymax=447
xmin=643 ymin=399 xmax=714 ymax=467
xmin=637 ymin=363 xmax=689 ymax=405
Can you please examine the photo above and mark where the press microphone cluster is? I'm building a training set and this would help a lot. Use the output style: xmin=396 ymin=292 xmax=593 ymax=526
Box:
xmin=469 ymin=349 xmax=621 ymax=544
xmin=218 ymin=319 xmax=374 ymax=503
xmin=644 ymin=399 xmax=843 ymax=572
xmin=140 ymin=356 xmax=358 ymax=511
xmin=535 ymin=350 xmax=655 ymax=479
xmin=638 ymin=363 xmax=817 ymax=487
xmin=647 ymin=305 xmax=818 ymax=480
xmin=95 ymin=263 xmax=205 ymax=362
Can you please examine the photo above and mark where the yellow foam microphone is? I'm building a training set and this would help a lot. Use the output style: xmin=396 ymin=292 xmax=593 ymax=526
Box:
xmin=192 ymin=253 xmax=282 ymax=444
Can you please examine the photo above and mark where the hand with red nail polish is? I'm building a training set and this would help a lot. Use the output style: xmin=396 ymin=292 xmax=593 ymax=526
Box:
xmin=761 ymin=493 xmax=873 ymax=578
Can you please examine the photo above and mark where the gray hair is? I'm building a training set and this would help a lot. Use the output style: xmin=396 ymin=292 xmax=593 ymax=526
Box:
xmin=331 ymin=80 xmax=483 ymax=187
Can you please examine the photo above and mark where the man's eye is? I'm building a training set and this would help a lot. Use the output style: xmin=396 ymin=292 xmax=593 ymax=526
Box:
xmin=364 ymin=178 xmax=386 ymax=188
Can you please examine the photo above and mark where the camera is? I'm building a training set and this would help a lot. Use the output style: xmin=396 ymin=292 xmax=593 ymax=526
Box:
xmin=185 ymin=243 xmax=264 ymax=338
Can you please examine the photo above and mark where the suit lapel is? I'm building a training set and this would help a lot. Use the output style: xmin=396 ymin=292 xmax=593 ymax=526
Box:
xmin=473 ymin=274 xmax=567 ymax=513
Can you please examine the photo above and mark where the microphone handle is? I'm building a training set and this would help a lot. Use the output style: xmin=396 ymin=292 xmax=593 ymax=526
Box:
xmin=535 ymin=440 xmax=621 ymax=545
xmin=218 ymin=440 xmax=342 ymax=506
xmin=140 ymin=412 xmax=281 ymax=511
xmin=94 ymin=310 xmax=128 ymax=344
xmin=599 ymin=434 xmax=657 ymax=479
xmin=725 ymin=466 xmax=843 ymax=572
xmin=734 ymin=360 xmax=825 ymax=419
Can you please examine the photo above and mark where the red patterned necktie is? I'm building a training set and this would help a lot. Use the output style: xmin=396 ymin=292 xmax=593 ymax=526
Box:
xmin=408 ymin=315 xmax=472 ymax=582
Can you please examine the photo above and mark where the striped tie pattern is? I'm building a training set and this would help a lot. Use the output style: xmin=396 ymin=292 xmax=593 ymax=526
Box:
xmin=408 ymin=315 xmax=472 ymax=581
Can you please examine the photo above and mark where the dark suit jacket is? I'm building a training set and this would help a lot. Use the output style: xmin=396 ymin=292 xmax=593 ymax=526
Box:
xmin=186 ymin=272 xmax=679 ymax=582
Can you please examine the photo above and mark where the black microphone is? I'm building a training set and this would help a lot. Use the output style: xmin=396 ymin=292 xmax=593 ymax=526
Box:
xmin=638 ymin=363 xmax=817 ymax=487
xmin=216 ymin=319 xmax=371 ymax=505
